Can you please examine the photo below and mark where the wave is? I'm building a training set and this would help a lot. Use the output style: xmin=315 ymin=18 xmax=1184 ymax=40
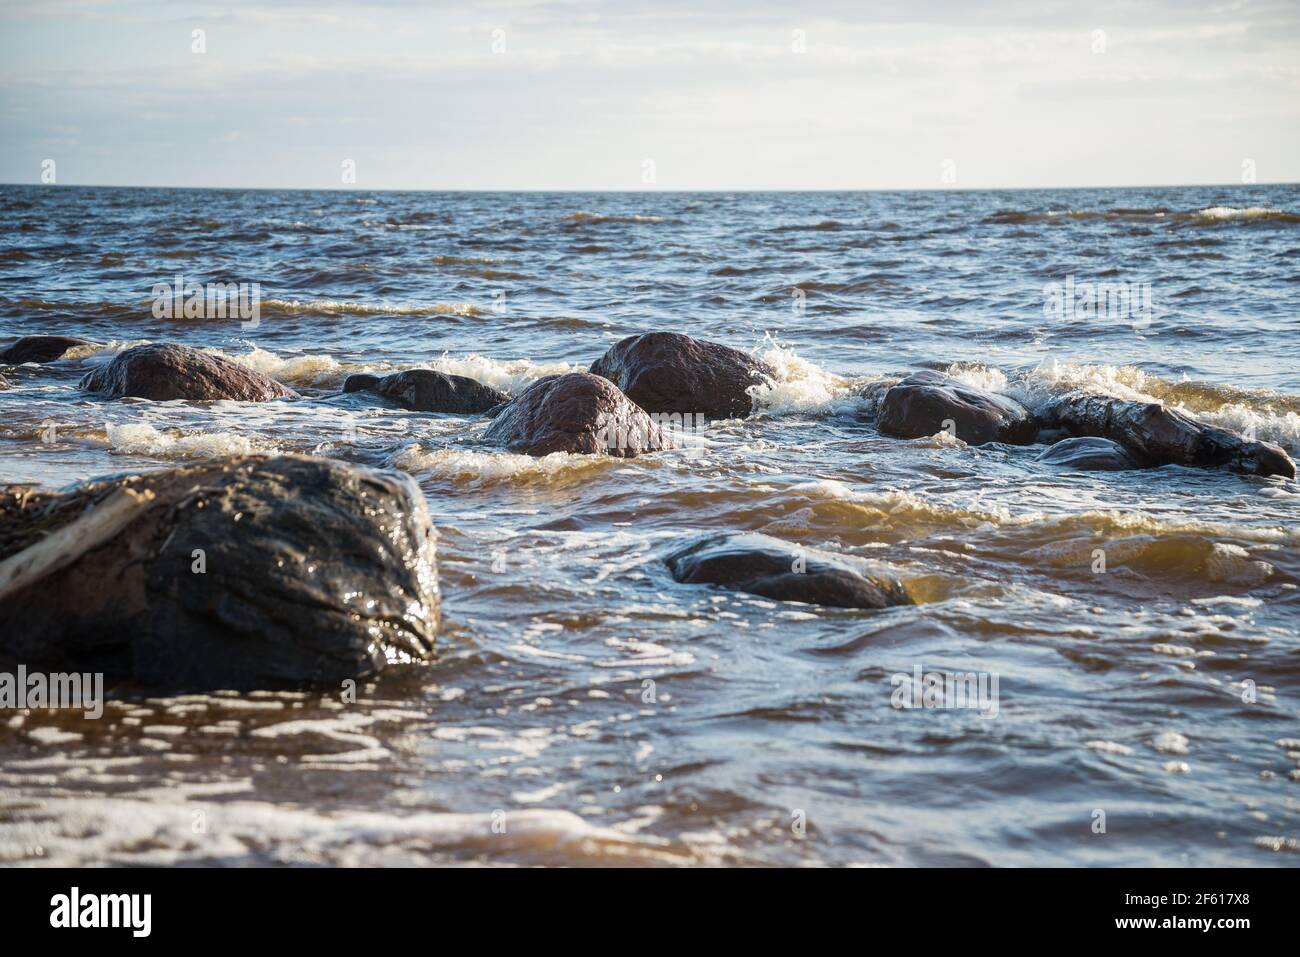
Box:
xmin=387 ymin=445 xmax=623 ymax=485
xmin=104 ymin=421 xmax=265 ymax=458
xmin=258 ymin=298 xmax=486 ymax=318
xmin=983 ymin=206 xmax=1299 ymax=226
xmin=746 ymin=337 xmax=866 ymax=415
xmin=770 ymin=220 xmax=853 ymax=232
xmin=1010 ymin=360 xmax=1300 ymax=451
xmin=565 ymin=212 xmax=664 ymax=225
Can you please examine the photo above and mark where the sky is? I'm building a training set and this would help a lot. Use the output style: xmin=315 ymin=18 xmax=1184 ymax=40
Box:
xmin=1 ymin=0 xmax=1297 ymax=190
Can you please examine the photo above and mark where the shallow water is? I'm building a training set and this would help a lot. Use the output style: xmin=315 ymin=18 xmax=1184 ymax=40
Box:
xmin=1 ymin=185 xmax=1298 ymax=866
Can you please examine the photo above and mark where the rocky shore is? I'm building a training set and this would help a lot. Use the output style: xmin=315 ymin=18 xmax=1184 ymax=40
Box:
xmin=1 ymin=329 xmax=1294 ymax=690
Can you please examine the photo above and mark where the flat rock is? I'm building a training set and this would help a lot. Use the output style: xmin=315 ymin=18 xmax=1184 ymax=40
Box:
xmin=589 ymin=332 xmax=774 ymax=419
xmin=878 ymin=370 xmax=1037 ymax=445
xmin=484 ymin=372 xmax=673 ymax=457
xmin=1036 ymin=436 xmax=1139 ymax=471
xmin=343 ymin=369 xmax=506 ymax=413
xmin=80 ymin=343 xmax=298 ymax=401
xmin=665 ymin=532 xmax=912 ymax=609
xmin=0 ymin=454 xmax=439 ymax=691
xmin=0 ymin=335 xmax=95 ymax=364
xmin=1041 ymin=392 xmax=1295 ymax=478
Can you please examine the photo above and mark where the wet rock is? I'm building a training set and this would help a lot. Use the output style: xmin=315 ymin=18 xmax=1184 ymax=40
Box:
xmin=665 ymin=533 xmax=912 ymax=610
xmin=343 ymin=369 xmax=507 ymax=413
xmin=1036 ymin=436 xmax=1139 ymax=471
xmin=0 ymin=454 xmax=438 ymax=691
xmin=0 ymin=373 xmax=10 ymax=390
xmin=877 ymin=370 xmax=1037 ymax=445
xmin=1041 ymin=392 xmax=1295 ymax=478
xmin=0 ymin=335 xmax=95 ymax=364
xmin=484 ymin=372 xmax=673 ymax=457
xmin=589 ymin=332 xmax=774 ymax=419
xmin=80 ymin=343 xmax=298 ymax=401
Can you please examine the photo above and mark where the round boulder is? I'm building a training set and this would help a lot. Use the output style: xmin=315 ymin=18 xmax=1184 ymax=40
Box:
xmin=0 ymin=454 xmax=438 ymax=691
xmin=483 ymin=372 xmax=673 ymax=457
xmin=80 ymin=343 xmax=298 ymax=401
xmin=877 ymin=370 xmax=1037 ymax=445
xmin=589 ymin=332 xmax=774 ymax=419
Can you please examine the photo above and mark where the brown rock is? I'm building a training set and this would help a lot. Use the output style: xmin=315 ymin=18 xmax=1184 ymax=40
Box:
xmin=80 ymin=343 xmax=298 ymax=401
xmin=484 ymin=372 xmax=673 ymax=457
xmin=589 ymin=332 xmax=774 ymax=419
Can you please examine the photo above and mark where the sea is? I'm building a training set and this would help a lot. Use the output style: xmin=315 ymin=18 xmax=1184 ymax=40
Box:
xmin=1 ymin=184 xmax=1297 ymax=866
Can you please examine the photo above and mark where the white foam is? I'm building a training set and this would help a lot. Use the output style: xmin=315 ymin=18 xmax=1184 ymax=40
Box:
xmin=1196 ymin=206 xmax=1287 ymax=221
xmin=387 ymin=445 xmax=617 ymax=484
xmin=260 ymin=298 xmax=485 ymax=317
xmin=105 ymin=421 xmax=262 ymax=458
xmin=0 ymin=797 xmax=698 ymax=866
xmin=1151 ymin=731 xmax=1190 ymax=755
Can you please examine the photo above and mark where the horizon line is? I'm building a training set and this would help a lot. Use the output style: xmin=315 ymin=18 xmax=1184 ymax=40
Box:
xmin=3 ymin=181 xmax=1298 ymax=194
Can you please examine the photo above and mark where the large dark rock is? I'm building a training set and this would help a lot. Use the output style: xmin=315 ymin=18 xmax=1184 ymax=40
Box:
xmin=0 ymin=455 xmax=439 ymax=691
xmin=484 ymin=372 xmax=673 ymax=457
xmin=1041 ymin=392 xmax=1295 ymax=478
xmin=1036 ymin=436 xmax=1139 ymax=471
xmin=0 ymin=335 xmax=95 ymax=364
xmin=343 ymin=369 xmax=507 ymax=413
xmin=878 ymin=370 xmax=1037 ymax=445
xmin=665 ymin=533 xmax=912 ymax=610
xmin=589 ymin=332 xmax=774 ymax=419
xmin=80 ymin=343 xmax=298 ymax=401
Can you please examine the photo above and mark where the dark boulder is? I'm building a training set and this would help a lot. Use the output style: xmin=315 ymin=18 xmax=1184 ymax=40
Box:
xmin=80 ymin=343 xmax=298 ymax=401
xmin=1036 ymin=436 xmax=1139 ymax=471
xmin=665 ymin=533 xmax=912 ymax=610
xmin=1040 ymin=392 xmax=1295 ymax=478
xmin=343 ymin=369 xmax=507 ymax=413
xmin=589 ymin=332 xmax=774 ymax=419
xmin=878 ymin=370 xmax=1037 ymax=445
xmin=483 ymin=372 xmax=673 ymax=457
xmin=0 ymin=335 xmax=95 ymax=364
xmin=0 ymin=455 xmax=439 ymax=691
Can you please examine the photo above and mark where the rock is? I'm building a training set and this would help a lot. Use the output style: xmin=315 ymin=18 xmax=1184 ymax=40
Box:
xmin=0 ymin=335 xmax=95 ymax=364
xmin=589 ymin=332 xmax=774 ymax=419
xmin=1041 ymin=392 xmax=1295 ymax=478
xmin=877 ymin=370 xmax=1037 ymax=445
xmin=0 ymin=455 xmax=438 ymax=691
xmin=343 ymin=369 xmax=507 ymax=413
xmin=80 ymin=343 xmax=298 ymax=401
xmin=483 ymin=372 xmax=673 ymax=457
xmin=1036 ymin=436 xmax=1139 ymax=471
xmin=665 ymin=533 xmax=912 ymax=610
xmin=0 ymin=373 xmax=10 ymax=390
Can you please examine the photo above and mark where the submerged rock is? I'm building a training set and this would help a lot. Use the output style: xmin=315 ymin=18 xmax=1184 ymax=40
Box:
xmin=0 ymin=454 xmax=438 ymax=691
xmin=343 ymin=369 xmax=507 ymax=413
xmin=665 ymin=533 xmax=912 ymax=610
xmin=0 ymin=335 xmax=95 ymax=364
xmin=878 ymin=370 xmax=1037 ymax=445
xmin=1036 ymin=436 xmax=1139 ymax=471
xmin=80 ymin=343 xmax=298 ymax=401
xmin=589 ymin=332 xmax=774 ymax=419
xmin=484 ymin=372 xmax=673 ymax=457
xmin=1041 ymin=392 xmax=1295 ymax=478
